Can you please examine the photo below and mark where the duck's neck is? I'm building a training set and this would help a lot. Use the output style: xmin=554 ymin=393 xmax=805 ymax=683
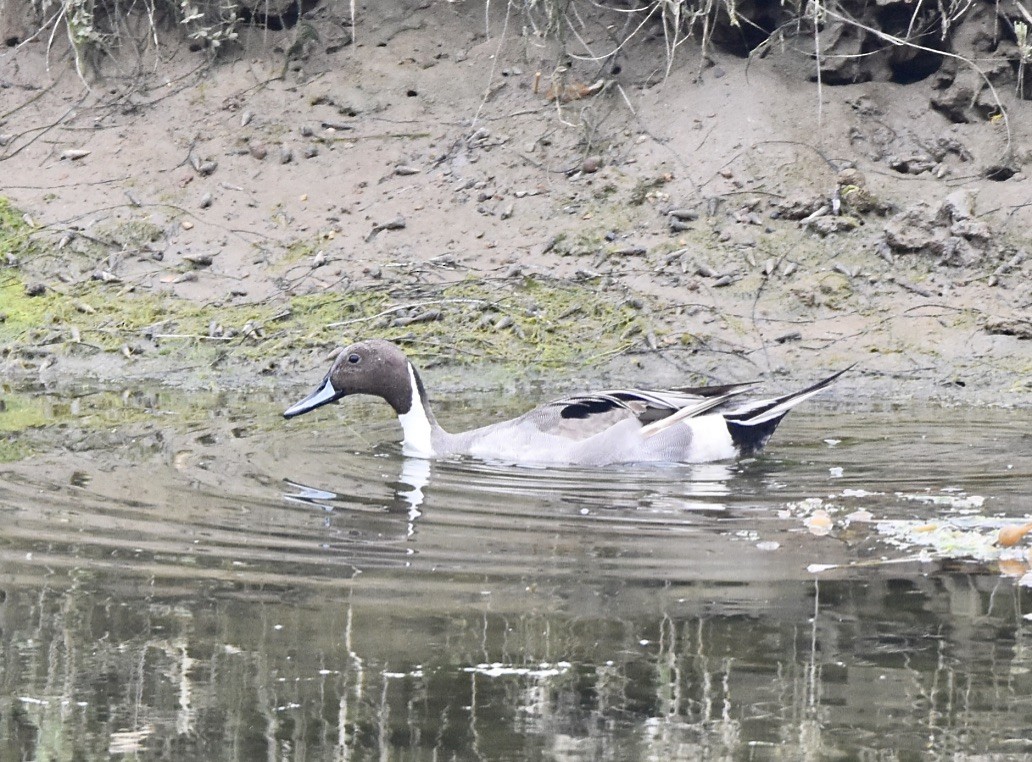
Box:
xmin=397 ymin=362 xmax=439 ymax=458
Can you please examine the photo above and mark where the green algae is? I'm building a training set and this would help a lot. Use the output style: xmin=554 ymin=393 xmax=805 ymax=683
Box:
xmin=1 ymin=194 xmax=649 ymax=378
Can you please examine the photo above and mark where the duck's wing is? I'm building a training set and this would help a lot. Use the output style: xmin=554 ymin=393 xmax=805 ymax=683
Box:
xmin=522 ymin=384 xmax=755 ymax=440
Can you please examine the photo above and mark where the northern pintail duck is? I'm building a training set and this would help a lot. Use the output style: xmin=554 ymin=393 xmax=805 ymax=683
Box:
xmin=283 ymin=339 xmax=850 ymax=466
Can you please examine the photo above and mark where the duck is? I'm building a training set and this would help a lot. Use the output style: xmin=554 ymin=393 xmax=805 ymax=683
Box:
xmin=283 ymin=339 xmax=851 ymax=466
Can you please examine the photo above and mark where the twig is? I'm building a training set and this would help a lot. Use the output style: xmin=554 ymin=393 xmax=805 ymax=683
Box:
xmin=324 ymin=299 xmax=496 ymax=329
xmin=152 ymin=334 xmax=235 ymax=341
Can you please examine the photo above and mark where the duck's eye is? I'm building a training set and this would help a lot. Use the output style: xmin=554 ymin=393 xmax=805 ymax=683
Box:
xmin=347 ymin=353 xmax=361 ymax=364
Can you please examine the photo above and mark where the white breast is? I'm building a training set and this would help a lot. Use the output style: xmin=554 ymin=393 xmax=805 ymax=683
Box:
xmin=397 ymin=363 xmax=434 ymax=458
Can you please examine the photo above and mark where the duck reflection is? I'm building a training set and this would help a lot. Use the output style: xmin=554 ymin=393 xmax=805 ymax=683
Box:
xmin=283 ymin=455 xmax=433 ymax=541
xmin=284 ymin=453 xmax=737 ymax=527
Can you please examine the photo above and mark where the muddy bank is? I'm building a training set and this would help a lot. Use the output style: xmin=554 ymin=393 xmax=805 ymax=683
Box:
xmin=0 ymin=2 xmax=1029 ymax=408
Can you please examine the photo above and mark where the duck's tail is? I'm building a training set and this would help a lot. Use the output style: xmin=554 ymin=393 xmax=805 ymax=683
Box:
xmin=724 ymin=364 xmax=855 ymax=455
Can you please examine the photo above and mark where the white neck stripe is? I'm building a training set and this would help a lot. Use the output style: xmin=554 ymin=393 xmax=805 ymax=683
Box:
xmin=397 ymin=363 xmax=434 ymax=458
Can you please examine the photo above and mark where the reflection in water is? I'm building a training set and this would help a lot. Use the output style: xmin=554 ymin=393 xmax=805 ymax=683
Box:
xmin=0 ymin=396 xmax=1029 ymax=759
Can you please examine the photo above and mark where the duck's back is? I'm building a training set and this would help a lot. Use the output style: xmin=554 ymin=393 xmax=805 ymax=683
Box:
xmin=442 ymin=394 xmax=736 ymax=466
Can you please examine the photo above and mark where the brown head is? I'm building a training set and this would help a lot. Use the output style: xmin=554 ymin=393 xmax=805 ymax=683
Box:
xmin=283 ymin=339 xmax=424 ymax=419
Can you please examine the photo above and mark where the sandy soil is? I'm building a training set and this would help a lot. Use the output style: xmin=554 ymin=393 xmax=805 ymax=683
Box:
xmin=1 ymin=0 xmax=1030 ymax=405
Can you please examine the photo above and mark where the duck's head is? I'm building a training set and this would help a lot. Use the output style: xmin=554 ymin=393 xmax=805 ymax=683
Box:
xmin=283 ymin=339 xmax=421 ymax=419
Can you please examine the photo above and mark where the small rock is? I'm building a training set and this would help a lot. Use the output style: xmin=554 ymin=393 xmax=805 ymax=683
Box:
xmin=612 ymin=244 xmax=646 ymax=256
xmin=395 ymin=165 xmax=421 ymax=176
xmin=582 ymin=156 xmax=602 ymax=173
xmin=303 ymin=145 xmax=318 ymax=159
xmin=199 ymin=192 xmax=213 ymax=209
xmin=25 ymin=282 xmax=46 ymax=297
xmin=983 ymin=315 xmax=1032 ymax=339
xmin=883 ymin=216 xmax=935 ymax=253
xmin=934 ymin=235 xmax=980 ymax=267
xmin=950 ymin=219 xmax=991 ymax=244
xmin=279 ymin=146 xmax=293 ymax=164
xmin=776 ymin=194 xmax=824 ymax=221
xmin=249 ymin=143 xmax=268 ymax=160
xmin=931 ymin=85 xmax=975 ymax=123
xmin=938 ymin=188 xmax=976 ymax=223
xmin=668 ymin=208 xmax=699 ymax=221
xmin=61 ymin=149 xmax=90 ymax=161
xmin=182 ymin=253 xmax=214 ymax=267
xmin=808 ymin=216 xmax=859 ymax=236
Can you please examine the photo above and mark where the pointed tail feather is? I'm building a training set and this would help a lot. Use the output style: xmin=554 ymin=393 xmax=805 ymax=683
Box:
xmin=724 ymin=364 xmax=855 ymax=454
xmin=639 ymin=389 xmax=747 ymax=439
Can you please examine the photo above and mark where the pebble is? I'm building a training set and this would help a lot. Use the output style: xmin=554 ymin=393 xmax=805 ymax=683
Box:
xmin=25 ymin=282 xmax=46 ymax=296
xmin=613 ymin=244 xmax=646 ymax=256
xmin=669 ymin=208 xmax=699 ymax=221
xmin=279 ymin=146 xmax=293 ymax=164
xmin=182 ymin=253 xmax=214 ymax=267
xmin=249 ymin=143 xmax=268 ymax=160
xmin=199 ymin=192 xmax=213 ymax=209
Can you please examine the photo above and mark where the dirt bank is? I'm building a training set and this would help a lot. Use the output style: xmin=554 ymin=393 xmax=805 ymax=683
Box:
xmin=1 ymin=1 xmax=1030 ymax=406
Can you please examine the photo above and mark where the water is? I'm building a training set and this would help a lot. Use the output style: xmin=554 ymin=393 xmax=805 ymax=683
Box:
xmin=0 ymin=389 xmax=1030 ymax=760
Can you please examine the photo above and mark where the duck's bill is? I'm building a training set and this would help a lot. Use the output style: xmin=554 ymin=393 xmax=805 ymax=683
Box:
xmin=283 ymin=376 xmax=344 ymax=418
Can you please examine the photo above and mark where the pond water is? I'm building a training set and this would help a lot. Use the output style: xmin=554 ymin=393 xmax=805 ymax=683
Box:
xmin=0 ymin=388 xmax=1030 ymax=760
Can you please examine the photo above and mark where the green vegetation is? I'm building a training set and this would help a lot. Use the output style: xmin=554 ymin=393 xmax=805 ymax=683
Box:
xmin=1 ymin=194 xmax=651 ymax=389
